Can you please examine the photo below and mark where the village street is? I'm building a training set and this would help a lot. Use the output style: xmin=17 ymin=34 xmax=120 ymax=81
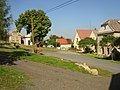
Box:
xmin=41 ymin=50 xmax=120 ymax=73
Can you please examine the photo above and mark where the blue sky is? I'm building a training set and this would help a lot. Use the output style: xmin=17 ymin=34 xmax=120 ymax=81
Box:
xmin=9 ymin=0 xmax=120 ymax=39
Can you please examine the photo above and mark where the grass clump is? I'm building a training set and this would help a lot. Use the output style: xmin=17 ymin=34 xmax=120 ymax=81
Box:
xmin=0 ymin=66 xmax=29 ymax=90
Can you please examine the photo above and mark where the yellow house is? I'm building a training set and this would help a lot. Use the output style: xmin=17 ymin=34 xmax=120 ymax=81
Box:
xmin=9 ymin=29 xmax=22 ymax=44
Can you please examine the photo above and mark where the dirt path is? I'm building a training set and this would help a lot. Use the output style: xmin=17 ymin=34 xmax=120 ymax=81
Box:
xmin=11 ymin=60 xmax=111 ymax=90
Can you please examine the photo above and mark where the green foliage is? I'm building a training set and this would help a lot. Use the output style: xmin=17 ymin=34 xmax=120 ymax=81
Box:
xmin=78 ymin=37 xmax=97 ymax=52
xmin=99 ymin=36 xmax=120 ymax=60
xmin=0 ymin=0 xmax=12 ymax=40
xmin=0 ymin=66 xmax=29 ymax=89
xmin=47 ymin=35 xmax=63 ymax=47
xmin=114 ymin=37 xmax=120 ymax=46
xmin=15 ymin=9 xmax=52 ymax=45
xmin=100 ymin=35 xmax=117 ymax=47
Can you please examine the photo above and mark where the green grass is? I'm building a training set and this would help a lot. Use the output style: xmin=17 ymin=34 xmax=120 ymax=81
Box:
xmin=0 ymin=66 xmax=29 ymax=90
xmin=0 ymin=45 xmax=31 ymax=58
xmin=41 ymin=47 xmax=58 ymax=52
xmin=20 ymin=44 xmax=58 ymax=52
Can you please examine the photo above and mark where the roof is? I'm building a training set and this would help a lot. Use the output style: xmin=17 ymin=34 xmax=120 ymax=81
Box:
xmin=56 ymin=38 xmax=72 ymax=45
xmin=101 ymin=19 xmax=120 ymax=32
xmin=9 ymin=29 xmax=22 ymax=36
xmin=76 ymin=29 xmax=97 ymax=40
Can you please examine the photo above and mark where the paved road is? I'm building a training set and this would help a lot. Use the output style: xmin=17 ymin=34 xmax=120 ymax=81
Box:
xmin=11 ymin=60 xmax=111 ymax=90
xmin=42 ymin=50 xmax=120 ymax=73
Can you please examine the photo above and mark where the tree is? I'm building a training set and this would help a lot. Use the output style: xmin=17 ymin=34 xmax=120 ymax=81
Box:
xmin=99 ymin=35 xmax=120 ymax=60
xmin=100 ymin=35 xmax=116 ymax=47
xmin=114 ymin=37 xmax=120 ymax=47
xmin=0 ymin=0 xmax=12 ymax=40
xmin=47 ymin=35 xmax=63 ymax=47
xmin=78 ymin=37 xmax=97 ymax=53
xmin=15 ymin=9 xmax=52 ymax=47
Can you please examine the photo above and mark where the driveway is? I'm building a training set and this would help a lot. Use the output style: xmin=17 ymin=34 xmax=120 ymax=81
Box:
xmin=42 ymin=50 xmax=120 ymax=73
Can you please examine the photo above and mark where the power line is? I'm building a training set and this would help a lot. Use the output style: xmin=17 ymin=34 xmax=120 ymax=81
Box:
xmin=46 ymin=0 xmax=73 ymax=13
xmin=46 ymin=0 xmax=79 ymax=13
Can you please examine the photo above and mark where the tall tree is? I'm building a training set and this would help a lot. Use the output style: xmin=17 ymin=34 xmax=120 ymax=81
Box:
xmin=0 ymin=0 xmax=12 ymax=40
xmin=15 ymin=9 xmax=52 ymax=46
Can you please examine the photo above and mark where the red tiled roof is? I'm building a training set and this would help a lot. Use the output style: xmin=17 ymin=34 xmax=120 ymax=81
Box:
xmin=56 ymin=38 xmax=72 ymax=45
xmin=76 ymin=29 xmax=97 ymax=40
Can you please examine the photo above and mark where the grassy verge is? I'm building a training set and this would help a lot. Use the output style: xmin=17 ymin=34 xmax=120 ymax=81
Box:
xmin=19 ymin=44 xmax=57 ymax=52
xmin=41 ymin=47 xmax=58 ymax=52
xmin=0 ymin=45 xmax=113 ymax=77
xmin=21 ymin=53 xmax=113 ymax=77
xmin=21 ymin=53 xmax=87 ymax=73
xmin=0 ymin=66 xmax=29 ymax=90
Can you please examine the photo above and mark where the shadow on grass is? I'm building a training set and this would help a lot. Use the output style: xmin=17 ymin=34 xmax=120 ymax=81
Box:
xmin=0 ymin=46 xmax=15 ymax=49
xmin=109 ymin=73 xmax=120 ymax=90
xmin=0 ymin=50 xmax=31 ymax=65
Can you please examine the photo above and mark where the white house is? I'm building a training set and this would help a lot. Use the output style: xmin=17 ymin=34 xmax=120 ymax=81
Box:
xmin=73 ymin=29 xmax=97 ymax=49
xmin=22 ymin=34 xmax=32 ymax=45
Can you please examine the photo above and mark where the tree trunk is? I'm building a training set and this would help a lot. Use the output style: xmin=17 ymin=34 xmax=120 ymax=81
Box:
xmin=31 ymin=17 xmax=35 ymax=52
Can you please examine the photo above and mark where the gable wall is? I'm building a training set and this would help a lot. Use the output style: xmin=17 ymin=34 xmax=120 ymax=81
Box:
xmin=98 ymin=25 xmax=112 ymax=34
xmin=9 ymin=32 xmax=21 ymax=44
xmin=113 ymin=33 xmax=120 ymax=37
xmin=89 ymin=31 xmax=97 ymax=40
xmin=73 ymin=32 xmax=81 ymax=49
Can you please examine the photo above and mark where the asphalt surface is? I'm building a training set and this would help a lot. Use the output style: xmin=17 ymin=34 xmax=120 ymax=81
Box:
xmin=41 ymin=50 xmax=120 ymax=73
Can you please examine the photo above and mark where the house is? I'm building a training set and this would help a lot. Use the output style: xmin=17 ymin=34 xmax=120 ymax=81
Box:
xmin=22 ymin=34 xmax=32 ymax=45
xmin=9 ymin=29 xmax=22 ymax=44
xmin=73 ymin=29 xmax=97 ymax=49
xmin=56 ymin=38 xmax=72 ymax=50
xmin=97 ymin=19 xmax=120 ymax=56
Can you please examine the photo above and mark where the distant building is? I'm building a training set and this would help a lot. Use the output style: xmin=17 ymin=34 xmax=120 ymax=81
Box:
xmin=73 ymin=29 xmax=97 ymax=49
xmin=56 ymin=38 xmax=72 ymax=50
xmin=97 ymin=19 xmax=120 ymax=56
xmin=9 ymin=29 xmax=22 ymax=44
xmin=22 ymin=34 xmax=32 ymax=45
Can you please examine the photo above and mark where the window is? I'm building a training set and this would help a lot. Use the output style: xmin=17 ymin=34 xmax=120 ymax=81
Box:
xmin=76 ymin=38 xmax=78 ymax=43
